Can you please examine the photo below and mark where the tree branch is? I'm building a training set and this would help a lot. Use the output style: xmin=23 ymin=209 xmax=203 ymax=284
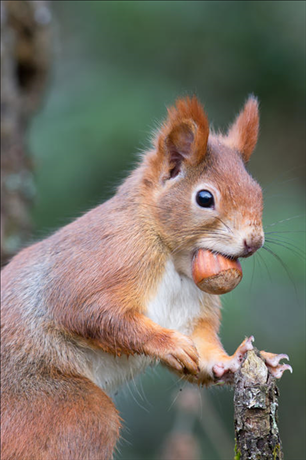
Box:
xmin=234 ymin=349 xmax=283 ymax=460
xmin=1 ymin=0 xmax=51 ymax=265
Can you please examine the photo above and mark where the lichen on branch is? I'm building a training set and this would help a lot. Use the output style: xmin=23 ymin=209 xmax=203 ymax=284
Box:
xmin=234 ymin=349 xmax=283 ymax=460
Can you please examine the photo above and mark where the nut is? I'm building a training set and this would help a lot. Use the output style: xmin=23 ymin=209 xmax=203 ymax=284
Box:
xmin=192 ymin=249 xmax=243 ymax=294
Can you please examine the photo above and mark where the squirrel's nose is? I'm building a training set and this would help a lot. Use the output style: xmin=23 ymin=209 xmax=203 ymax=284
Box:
xmin=243 ymin=235 xmax=264 ymax=257
xmin=243 ymin=240 xmax=257 ymax=256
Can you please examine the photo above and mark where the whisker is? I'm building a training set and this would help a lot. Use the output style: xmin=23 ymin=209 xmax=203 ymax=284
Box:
xmin=257 ymin=251 xmax=272 ymax=283
xmin=263 ymin=177 xmax=301 ymax=196
xmin=265 ymin=230 xmax=306 ymax=235
xmin=125 ymin=381 xmax=149 ymax=414
xmin=264 ymin=238 xmax=305 ymax=260
xmin=170 ymin=230 xmax=230 ymax=255
xmin=214 ymin=216 xmax=234 ymax=234
xmin=167 ymin=380 xmax=187 ymax=412
xmin=262 ymin=246 xmax=298 ymax=299
xmin=270 ymin=236 xmax=305 ymax=249
xmin=249 ymin=252 xmax=256 ymax=292
xmin=264 ymin=215 xmax=303 ymax=229
xmin=261 ymin=166 xmax=301 ymax=193
xmin=265 ymin=235 xmax=306 ymax=254
xmin=137 ymin=376 xmax=152 ymax=408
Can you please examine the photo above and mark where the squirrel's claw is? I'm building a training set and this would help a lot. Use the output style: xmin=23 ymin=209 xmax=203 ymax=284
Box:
xmin=212 ymin=336 xmax=254 ymax=383
xmin=268 ymin=364 xmax=293 ymax=379
xmin=260 ymin=350 xmax=292 ymax=379
xmin=233 ymin=335 xmax=254 ymax=362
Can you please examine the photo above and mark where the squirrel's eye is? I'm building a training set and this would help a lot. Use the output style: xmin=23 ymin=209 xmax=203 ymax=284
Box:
xmin=196 ymin=190 xmax=215 ymax=208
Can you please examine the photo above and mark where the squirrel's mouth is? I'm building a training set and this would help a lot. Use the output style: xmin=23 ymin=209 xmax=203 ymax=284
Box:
xmin=196 ymin=246 xmax=240 ymax=261
xmin=192 ymin=248 xmax=243 ymax=295
xmin=209 ymin=251 xmax=239 ymax=261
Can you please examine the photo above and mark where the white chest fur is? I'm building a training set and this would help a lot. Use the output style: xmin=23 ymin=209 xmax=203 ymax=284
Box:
xmin=146 ymin=259 xmax=206 ymax=334
xmin=86 ymin=259 xmax=206 ymax=394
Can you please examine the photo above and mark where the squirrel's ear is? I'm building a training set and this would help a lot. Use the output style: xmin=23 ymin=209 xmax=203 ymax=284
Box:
xmin=226 ymin=96 xmax=259 ymax=162
xmin=164 ymin=120 xmax=198 ymax=179
xmin=157 ymin=97 xmax=209 ymax=179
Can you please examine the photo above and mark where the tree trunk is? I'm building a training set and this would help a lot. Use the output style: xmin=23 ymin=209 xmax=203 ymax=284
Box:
xmin=1 ymin=0 xmax=51 ymax=265
xmin=234 ymin=350 xmax=284 ymax=460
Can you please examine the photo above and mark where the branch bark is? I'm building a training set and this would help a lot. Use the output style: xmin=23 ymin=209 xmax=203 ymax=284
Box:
xmin=234 ymin=349 xmax=283 ymax=460
xmin=1 ymin=0 xmax=51 ymax=265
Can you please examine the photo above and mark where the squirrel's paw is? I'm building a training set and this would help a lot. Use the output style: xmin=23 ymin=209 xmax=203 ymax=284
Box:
xmin=260 ymin=351 xmax=292 ymax=378
xmin=162 ymin=331 xmax=200 ymax=376
xmin=145 ymin=331 xmax=200 ymax=376
xmin=212 ymin=336 xmax=254 ymax=383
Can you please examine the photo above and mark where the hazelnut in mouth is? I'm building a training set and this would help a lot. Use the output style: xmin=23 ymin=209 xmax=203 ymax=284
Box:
xmin=192 ymin=249 xmax=243 ymax=294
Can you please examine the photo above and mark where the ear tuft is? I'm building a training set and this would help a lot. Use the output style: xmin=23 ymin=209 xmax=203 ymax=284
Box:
xmin=166 ymin=96 xmax=209 ymax=138
xmin=157 ymin=96 xmax=210 ymax=178
xmin=225 ymin=95 xmax=259 ymax=162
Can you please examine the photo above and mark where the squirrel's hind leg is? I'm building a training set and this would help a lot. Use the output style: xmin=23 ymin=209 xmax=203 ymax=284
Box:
xmin=1 ymin=375 xmax=121 ymax=460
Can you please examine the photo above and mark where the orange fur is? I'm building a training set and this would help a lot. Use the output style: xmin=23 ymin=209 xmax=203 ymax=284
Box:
xmin=147 ymin=96 xmax=210 ymax=183
xmin=1 ymin=95 xmax=265 ymax=459
xmin=191 ymin=316 xmax=230 ymax=383
xmin=1 ymin=375 xmax=120 ymax=460
xmin=222 ymin=95 xmax=259 ymax=162
xmin=162 ymin=95 xmax=210 ymax=165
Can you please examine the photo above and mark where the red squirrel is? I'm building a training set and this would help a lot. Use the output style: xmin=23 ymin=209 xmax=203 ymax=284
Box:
xmin=1 ymin=96 xmax=292 ymax=460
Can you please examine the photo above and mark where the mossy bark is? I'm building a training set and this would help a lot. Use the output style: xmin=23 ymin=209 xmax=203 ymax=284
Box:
xmin=234 ymin=350 xmax=283 ymax=460
xmin=1 ymin=0 xmax=51 ymax=265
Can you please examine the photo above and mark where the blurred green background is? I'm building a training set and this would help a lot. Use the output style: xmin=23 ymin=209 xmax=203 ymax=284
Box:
xmin=28 ymin=2 xmax=305 ymax=459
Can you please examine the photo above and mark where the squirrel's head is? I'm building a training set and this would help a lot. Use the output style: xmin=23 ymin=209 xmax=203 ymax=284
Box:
xmin=142 ymin=96 xmax=264 ymax=268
